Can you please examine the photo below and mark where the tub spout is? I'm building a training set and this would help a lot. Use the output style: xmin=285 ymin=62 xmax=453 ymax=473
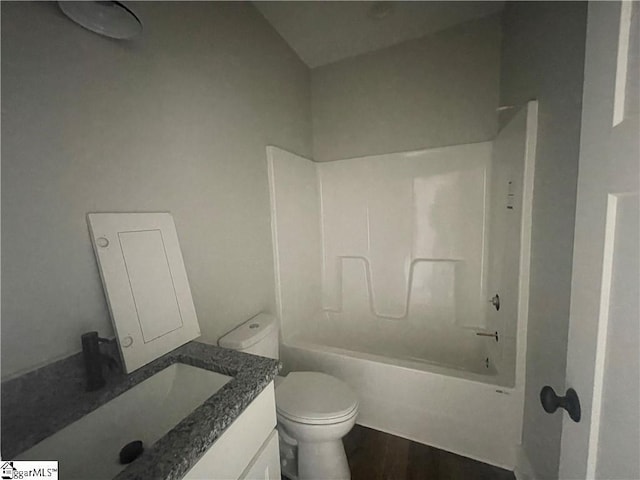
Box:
xmin=475 ymin=331 xmax=499 ymax=342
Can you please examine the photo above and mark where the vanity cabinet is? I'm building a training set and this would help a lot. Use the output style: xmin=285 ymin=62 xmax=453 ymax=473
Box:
xmin=183 ymin=382 xmax=280 ymax=480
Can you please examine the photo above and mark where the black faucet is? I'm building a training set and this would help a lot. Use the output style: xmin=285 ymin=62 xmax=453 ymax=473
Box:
xmin=81 ymin=332 xmax=118 ymax=391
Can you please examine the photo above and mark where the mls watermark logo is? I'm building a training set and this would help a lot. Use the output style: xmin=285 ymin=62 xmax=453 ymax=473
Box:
xmin=1 ymin=461 xmax=58 ymax=479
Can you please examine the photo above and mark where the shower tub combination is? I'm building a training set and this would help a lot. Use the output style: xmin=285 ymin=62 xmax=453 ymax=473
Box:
xmin=268 ymin=102 xmax=538 ymax=469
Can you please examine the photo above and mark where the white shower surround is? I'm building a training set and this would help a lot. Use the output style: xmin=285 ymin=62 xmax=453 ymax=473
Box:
xmin=268 ymin=101 xmax=538 ymax=468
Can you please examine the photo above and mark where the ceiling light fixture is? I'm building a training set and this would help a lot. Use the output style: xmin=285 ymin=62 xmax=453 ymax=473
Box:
xmin=58 ymin=1 xmax=142 ymax=40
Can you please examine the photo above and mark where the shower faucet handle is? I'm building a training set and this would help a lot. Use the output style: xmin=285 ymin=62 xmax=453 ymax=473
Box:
xmin=489 ymin=294 xmax=500 ymax=311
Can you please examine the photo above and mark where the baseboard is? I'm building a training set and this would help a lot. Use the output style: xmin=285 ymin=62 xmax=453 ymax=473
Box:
xmin=513 ymin=444 xmax=537 ymax=480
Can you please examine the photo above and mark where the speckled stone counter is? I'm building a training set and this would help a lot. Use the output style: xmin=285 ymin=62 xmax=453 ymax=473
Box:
xmin=1 ymin=341 xmax=280 ymax=480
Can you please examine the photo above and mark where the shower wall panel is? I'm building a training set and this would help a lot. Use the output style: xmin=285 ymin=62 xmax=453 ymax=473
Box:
xmin=267 ymin=147 xmax=323 ymax=340
xmin=317 ymin=142 xmax=493 ymax=329
xmin=484 ymin=102 xmax=537 ymax=387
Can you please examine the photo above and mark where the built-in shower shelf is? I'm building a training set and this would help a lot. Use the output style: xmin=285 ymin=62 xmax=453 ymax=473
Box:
xmin=414 ymin=258 xmax=463 ymax=262
xmin=322 ymin=255 xmax=467 ymax=320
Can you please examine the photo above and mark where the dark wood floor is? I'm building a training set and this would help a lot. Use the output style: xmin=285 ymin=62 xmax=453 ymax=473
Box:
xmin=343 ymin=425 xmax=515 ymax=480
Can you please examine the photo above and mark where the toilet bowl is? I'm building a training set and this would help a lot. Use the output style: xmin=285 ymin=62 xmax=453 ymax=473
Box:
xmin=276 ymin=372 xmax=358 ymax=480
xmin=218 ymin=314 xmax=358 ymax=480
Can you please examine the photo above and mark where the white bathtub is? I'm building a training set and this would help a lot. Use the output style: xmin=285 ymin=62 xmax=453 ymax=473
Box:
xmin=292 ymin=311 xmax=503 ymax=380
xmin=281 ymin=337 xmax=523 ymax=470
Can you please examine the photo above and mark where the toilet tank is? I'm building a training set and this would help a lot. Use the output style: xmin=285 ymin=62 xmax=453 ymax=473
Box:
xmin=218 ymin=313 xmax=279 ymax=360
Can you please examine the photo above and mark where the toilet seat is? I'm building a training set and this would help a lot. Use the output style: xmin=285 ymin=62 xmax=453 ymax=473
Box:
xmin=275 ymin=372 xmax=358 ymax=425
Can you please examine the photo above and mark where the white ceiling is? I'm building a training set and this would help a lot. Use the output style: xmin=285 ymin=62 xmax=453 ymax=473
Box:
xmin=253 ymin=1 xmax=504 ymax=68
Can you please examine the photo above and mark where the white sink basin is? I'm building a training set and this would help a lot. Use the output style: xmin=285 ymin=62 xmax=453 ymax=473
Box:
xmin=17 ymin=363 xmax=231 ymax=479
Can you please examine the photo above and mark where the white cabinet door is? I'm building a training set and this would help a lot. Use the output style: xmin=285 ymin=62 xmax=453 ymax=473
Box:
xmin=87 ymin=213 xmax=201 ymax=373
xmin=559 ymin=2 xmax=639 ymax=478
xmin=183 ymin=383 xmax=277 ymax=480
xmin=240 ymin=430 xmax=281 ymax=480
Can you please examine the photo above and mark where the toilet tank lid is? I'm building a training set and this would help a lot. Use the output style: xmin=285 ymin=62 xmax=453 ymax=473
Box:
xmin=218 ymin=313 xmax=278 ymax=350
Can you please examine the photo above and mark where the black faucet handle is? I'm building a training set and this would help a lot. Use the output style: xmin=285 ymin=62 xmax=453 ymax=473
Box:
xmin=82 ymin=331 xmax=115 ymax=344
xmin=81 ymin=331 xmax=99 ymax=342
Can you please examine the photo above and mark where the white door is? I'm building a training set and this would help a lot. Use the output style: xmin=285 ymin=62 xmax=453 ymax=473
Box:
xmin=559 ymin=2 xmax=639 ymax=479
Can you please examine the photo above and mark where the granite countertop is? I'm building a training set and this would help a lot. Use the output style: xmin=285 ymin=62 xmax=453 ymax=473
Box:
xmin=1 ymin=341 xmax=280 ymax=480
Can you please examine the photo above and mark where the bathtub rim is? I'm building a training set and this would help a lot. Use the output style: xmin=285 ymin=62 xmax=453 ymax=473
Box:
xmin=283 ymin=336 xmax=517 ymax=389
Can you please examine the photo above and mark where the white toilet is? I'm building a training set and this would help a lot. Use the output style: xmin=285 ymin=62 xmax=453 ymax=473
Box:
xmin=218 ymin=313 xmax=358 ymax=480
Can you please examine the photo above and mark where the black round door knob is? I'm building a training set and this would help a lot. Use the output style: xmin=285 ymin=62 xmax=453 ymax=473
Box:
xmin=540 ymin=386 xmax=581 ymax=422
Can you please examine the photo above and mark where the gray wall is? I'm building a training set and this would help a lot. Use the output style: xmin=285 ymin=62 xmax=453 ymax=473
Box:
xmin=499 ymin=2 xmax=587 ymax=478
xmin=311 ymin=14 xmax=502 ymax=162
xmin=1 ymin=1 xmax=311 ymax=379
